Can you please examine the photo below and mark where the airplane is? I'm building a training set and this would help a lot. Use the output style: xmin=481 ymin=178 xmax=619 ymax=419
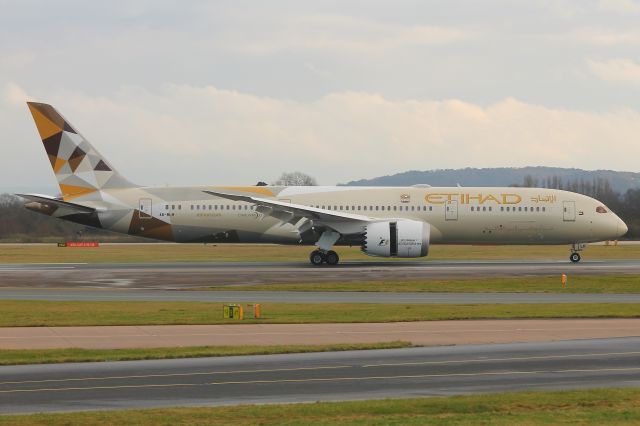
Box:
xmin=19 ymin=102 xmax=628 ymax=266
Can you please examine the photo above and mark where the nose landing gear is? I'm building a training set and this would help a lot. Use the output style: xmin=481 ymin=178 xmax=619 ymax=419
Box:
xmin=569 ymin=243 xmax=586 ymax=263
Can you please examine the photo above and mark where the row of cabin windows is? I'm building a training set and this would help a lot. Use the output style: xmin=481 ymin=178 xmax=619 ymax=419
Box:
xmin=166 ymin=204 xmax=434 ymax=212
xmin=190 ymin=204 xmax=255 ymax=211
xmin=316 ymin=205 xmax=433 ymax=212
xmin=500 ymin=206 xmax=546 ymax=212
xmin=165 ymin=203 xmax=546 ymax=214
xmin=471 ymin=206 xmax=546 ymax=212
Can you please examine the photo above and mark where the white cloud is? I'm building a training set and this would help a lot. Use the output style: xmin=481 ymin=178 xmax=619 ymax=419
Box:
xmin=588 ymin=58 xmax=640 ymax=83
xmin=9 ymin=83 xmax=640 ymax=188
xmin=599 ymin=0 xmax=640 ymax=14
xmin=4 ymin=82 xmax=30 ymax=106
xmin=564 ymin=30 xmax=640 ymax=45
xmin=0 ymin=52 xmax=35 ymax=69
xmin=217 ymin=14 xmax=478 ymax=55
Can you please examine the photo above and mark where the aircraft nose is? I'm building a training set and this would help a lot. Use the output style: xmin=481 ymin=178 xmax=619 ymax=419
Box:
xmin=618 ymin=217 xmax=628 ymax=237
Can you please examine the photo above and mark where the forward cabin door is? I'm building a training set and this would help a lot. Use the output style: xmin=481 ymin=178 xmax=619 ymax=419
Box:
xmin=139 ymin=198 xmax=152 ymax=219
xmin=445 ymin=200 xmax=458 ymax=221
xmin=563 ymin=201 xmax=576 ymax=222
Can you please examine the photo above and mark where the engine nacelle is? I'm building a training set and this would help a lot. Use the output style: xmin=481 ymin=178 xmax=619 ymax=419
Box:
xmin=362 ymin=219 xmax=430 ymax=258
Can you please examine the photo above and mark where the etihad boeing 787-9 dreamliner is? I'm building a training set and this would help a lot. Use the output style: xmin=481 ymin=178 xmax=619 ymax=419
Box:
xmin=19 ymin=102 xmax=628 ymax=265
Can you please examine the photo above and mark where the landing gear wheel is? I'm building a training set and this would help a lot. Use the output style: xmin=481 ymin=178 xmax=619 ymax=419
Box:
xmin=569 ymin=252 xmax=581 ymax=263
xmin=310 ymin=250 xmax=325 ymax=266
xmin=325 ymin=250 xmax=339 ymax=266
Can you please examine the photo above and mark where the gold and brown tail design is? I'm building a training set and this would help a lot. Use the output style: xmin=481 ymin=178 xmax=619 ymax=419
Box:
xmin=27 ymin=102 xmax=135 ymax=201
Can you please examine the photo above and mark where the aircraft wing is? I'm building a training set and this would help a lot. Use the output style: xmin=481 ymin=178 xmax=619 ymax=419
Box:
xmin=202 ymin=189 xmax=372 ymax=235
xmin=16 ymin=193 xmax=96 ymax=216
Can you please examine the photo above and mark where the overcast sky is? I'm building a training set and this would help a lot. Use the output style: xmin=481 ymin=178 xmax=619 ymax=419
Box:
xmin=2 ymin=0 xmax=640 ymax=192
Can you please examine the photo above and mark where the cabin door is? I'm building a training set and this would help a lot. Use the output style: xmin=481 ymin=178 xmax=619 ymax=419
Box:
xmin=139 ymin=198 xmax=152 ymax=219
xmin=445 ymin=200 xmax=458 ymax=221
xmin=563 ymin=201 xmax=576 ymax=222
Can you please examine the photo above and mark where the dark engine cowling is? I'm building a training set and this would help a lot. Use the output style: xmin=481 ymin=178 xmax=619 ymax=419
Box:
xmin=362 ymin=219 xmax=430 ymax=258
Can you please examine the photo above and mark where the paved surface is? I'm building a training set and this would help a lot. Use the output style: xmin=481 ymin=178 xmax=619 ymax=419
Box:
xmin=2 ymin=337 xmax=640 ymax=414
xmin=2 ymin=319 xmax=639 ymax=349
xmin=2 ymin=288 xmax=640 ymax=304
xmin=2 ymin=259 xmax=640 ymax=289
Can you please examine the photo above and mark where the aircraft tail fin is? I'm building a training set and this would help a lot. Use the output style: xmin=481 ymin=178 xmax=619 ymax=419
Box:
xmin=26 ymin=102 xmax=136 ymax=201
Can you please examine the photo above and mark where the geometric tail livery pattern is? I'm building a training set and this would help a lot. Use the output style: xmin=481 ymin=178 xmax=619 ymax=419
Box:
xmin=27 ymin=102 xmax=135 ymax=201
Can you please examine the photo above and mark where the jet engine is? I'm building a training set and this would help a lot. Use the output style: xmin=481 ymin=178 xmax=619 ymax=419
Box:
xmin=362 ymin=219 xmax=430 ymax=258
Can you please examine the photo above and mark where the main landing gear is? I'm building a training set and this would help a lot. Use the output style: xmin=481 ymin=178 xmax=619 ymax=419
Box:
xmin=569 ymin=243 xmax=586 ymax=263
xmin=309 ymin=250 xmax=340 ymax=266
xmin=310 ymin=230 xmax=341 ymax=266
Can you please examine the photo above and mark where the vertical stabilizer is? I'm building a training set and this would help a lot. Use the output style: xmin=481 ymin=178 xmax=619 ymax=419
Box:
xmin=27 ymin=102 xmax=135 ymax=201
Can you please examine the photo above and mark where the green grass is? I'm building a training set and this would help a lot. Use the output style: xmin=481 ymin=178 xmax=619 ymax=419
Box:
xmin=2 ymin=389 xmax=640 ymax=425
xmin=2 ymin=300 xmax=640 ymax=327
xmin=0 ymin=341 xmax=411 ymax=366
xmin=0 ymin=243 xmax=637 ymax=263
xmin=208 ymin=274 xmax=640 ymax=293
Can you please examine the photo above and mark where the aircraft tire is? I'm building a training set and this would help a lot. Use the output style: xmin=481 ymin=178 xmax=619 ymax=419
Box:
xmin=310 ymin=250 xmax=325 ymax=266
xmin=569 ymin=252 xmax=581 ymax=263
xmin=325 ymin=250 xmax=339 ymax=266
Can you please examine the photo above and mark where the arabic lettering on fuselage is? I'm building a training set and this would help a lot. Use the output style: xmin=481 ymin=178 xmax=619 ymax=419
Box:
xmin=424 ymin=193 xmax=558 ymax=205
xmin=530 ymin=195 xmax=557 ymax=203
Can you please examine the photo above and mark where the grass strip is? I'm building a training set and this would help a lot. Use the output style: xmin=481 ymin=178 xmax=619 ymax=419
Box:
xmin=207 ymin=274 xmax=640 ymax=293
xmin=0 ymin=243 xmax=638 ymax=263
xmin=2 ymin=300 xmax=640 ymax=327
xmin=1 ymin=388 xmax=640 ymax=425
xmin=0 ymin=341 xmax=411 ymax=366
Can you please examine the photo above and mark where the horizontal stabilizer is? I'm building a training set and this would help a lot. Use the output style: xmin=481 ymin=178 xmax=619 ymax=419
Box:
xmin=16 ymin=193 xmax=96 ymax=216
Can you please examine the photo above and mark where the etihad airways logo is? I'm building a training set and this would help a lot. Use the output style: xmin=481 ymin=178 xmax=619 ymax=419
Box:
xmin=425 ymin=193 xmax=523 ymax=205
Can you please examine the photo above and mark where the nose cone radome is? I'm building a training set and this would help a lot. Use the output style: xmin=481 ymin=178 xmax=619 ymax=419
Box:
xmin=617 ymin=217 xmax=628 ymax=238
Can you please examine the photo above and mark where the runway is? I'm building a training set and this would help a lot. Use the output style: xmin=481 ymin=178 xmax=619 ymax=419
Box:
xmin=1 ymin=259 xmax=640 ymax=289
xmin=2 ymin=288 xmax=640 ymax=304
xmin=2 ymin=337 xmax=640 ymax=414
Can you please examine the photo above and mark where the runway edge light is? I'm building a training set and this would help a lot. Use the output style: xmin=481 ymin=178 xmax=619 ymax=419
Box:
xmin=561 ymin=274 xmax=568 ymax=288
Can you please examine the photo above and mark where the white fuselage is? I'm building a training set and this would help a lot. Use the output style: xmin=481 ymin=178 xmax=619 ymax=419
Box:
xmin=95 ymin=185 xmax=627 ymax=246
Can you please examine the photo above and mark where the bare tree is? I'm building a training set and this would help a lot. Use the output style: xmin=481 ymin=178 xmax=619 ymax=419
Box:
xmin=273 ymin=171 xmax=317 ymax=186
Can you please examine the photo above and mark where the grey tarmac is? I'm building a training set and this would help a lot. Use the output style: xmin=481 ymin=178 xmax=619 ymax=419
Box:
xmin=2 ymin=288 xmax=640 ymax=304
xmin=1 ymin=259 xmax=640 ymax=289
xmin=2 ymin=337 xmax=640 ymax=414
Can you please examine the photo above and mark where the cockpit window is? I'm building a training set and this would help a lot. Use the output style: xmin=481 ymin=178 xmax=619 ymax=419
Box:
xmin=596 ymin=206 xmax=607 ymax=213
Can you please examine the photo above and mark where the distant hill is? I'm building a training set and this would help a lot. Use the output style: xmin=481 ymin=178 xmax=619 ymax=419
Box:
xmin=342 ymin=167 xmax=640 ymax=194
